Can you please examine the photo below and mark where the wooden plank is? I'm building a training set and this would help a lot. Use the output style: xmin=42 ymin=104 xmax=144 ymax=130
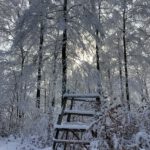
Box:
xmin=53 ymin=139 xmax=90 ymax=145
xmin=64 ymin=110 xmax=95 ymax=116
xmin=63 ymin=93 xmax=100 ymax=99
xmin=55 ymin=124 xmax=88 ymax=131
xmin=65 ymin=98 xmax=96 ymax=102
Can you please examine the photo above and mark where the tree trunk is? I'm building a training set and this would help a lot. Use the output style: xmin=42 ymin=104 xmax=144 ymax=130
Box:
xmin=144 ymin=79 xmax=150 ymax=102
xmin=91 ymin=0 xmax=103 ymax=112
xmin=107 ymin=67 xmax=113 ymax=100
xmin=36 ymin=22 xmax=44 ymax=108
xmin=123 ymin=0 xmax=130 ymax=110
xmin=61 ymin=0 xmax=68 ymax=106
xmin=43 ymin=72 xmax=47 ymax=113
xmin=117 ymin=38 xmax=124 ymax=104
xmin=91 ymin=0 xmax=103 ymax=95
xmin=51 ymin=31 xmax=59 ymax=107
xmin=96 ymin=29 xmax=102 ymax=94
xmin=18 ymin=47 xmax=26 ymax=118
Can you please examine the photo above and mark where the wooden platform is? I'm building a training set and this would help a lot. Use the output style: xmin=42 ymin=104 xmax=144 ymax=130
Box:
xmin=64 ymin=110 xmax=95 ymax=116
xmin=53 ymin=139 xmax=90 ymax=145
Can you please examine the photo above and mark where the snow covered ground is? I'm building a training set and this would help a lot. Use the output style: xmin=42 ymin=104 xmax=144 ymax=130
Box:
xmin=0 ymin=136 xmax=51 ymax=150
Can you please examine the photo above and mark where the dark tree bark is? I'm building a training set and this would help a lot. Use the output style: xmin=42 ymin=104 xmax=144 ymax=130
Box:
xmin=117 ymin=38 xmax=124 ymax=104
xmin=123 ymin=0 xmax=130 ymax=110
xmin=96 ymin=29 xmax=101 ymax=93
xmin=36 ymin=22 xmax=44 ymax=108
xmin=61 ymin=0 xmax=68 ymax=106
xmin=90 ymin=1 xmax=103 ymax=112
xmin=95 ymin=29 xmax=102 ymax=111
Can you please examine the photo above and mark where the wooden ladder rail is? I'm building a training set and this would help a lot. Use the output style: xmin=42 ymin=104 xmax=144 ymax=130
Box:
xmin=53 ymin=97 xmax=75 ymax=150
xmin=64 ymin=98 xmax=74 ymax=150
xmin=53 ymin=97 xmax=67 ymax=149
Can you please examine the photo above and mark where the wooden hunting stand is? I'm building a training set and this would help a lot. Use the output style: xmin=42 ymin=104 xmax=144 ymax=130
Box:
xmin=53 ymin=93 xmax=100 ymax=150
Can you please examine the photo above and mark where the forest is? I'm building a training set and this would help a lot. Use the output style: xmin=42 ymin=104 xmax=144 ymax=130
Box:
xmin=0 ymin=0 xmax=150 ymax=150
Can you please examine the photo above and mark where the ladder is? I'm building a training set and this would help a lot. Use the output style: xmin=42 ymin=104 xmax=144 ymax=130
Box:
xmin=53 ymin=93 xmax=100 ymax=150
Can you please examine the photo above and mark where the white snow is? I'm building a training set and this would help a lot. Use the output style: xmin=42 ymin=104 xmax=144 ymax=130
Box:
xmin=90 ymin=140 xmax=100 ymax=150
xmin=0 ymin=136 xmax=51 ymax=150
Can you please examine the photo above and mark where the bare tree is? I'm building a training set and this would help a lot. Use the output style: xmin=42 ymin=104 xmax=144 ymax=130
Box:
xmin=122 ymin=0 xmax=130 ymax=110
xmin=61 ymin=0 xmax=68 ymax=106
xmin=36 ymin=21 xmax=44 ymax=108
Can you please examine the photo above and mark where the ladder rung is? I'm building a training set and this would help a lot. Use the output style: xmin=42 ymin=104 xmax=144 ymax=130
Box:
xmin=66 ymin=98 xmax=96 ymax=102
xmin=53 ymin=139 xmax=90 ymax=145
xmin=64 ymin=110 xmax=95 ymax=116
xmin=55 ymin=123 xmax=88 ymax=131
xmin=63 ymin=93 xmax=100 ymax=99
